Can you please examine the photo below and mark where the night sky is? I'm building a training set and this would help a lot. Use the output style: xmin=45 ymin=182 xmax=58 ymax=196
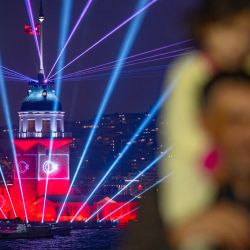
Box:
xmin=0 ymin=0 xmax=199 ymax=126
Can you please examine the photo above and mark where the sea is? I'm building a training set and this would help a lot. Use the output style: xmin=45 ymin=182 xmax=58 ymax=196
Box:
xmin=0 ymin=228 xmax=123 ymax=250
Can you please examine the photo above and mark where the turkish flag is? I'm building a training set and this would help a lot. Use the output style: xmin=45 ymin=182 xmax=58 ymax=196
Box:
xmin=24 ymin=24 xmax=40 ymax=35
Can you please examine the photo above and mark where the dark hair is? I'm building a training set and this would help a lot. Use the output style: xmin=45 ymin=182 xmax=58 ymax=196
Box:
xmin=201 ymin=71 xmax=250 ymax=108
xmin=189 ymin=0 xmax=250 ymax=44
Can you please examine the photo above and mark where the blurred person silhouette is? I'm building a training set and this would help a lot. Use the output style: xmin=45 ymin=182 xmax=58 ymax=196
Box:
xmin=122 ymin=0 xmax=250 ymax=249
xmin=122 ymin=72 xmax=250 ymax=250
xmin=159 ymin=0 xmax=250 ymax=232
xmin=169 ymin=71 xmax=250 ymax=250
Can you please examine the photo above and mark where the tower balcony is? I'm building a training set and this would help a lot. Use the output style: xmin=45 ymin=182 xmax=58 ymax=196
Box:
xmin=15 ymin=131 xmax=72 ymax=139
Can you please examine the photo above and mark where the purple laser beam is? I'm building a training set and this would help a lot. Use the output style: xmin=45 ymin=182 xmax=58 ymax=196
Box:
xmin=25 ymin=0 xmax=41 ymax=61
xmin=47 ymin=0 xmax=93 ymax=78
xmin=53 ymin=39 xmax=192 ymax=80
xmin=49 ymin=0 xmax=159 ymax=79
xmin=60 ymin=47 xmax=192 ymax=79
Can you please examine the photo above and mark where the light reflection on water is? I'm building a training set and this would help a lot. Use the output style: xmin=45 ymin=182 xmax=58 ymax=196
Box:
xmin=0 ymin=228 xmax=122 ymax=250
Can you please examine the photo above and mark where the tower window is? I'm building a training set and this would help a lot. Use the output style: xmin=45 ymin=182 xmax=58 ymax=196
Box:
xmin=57 ymin=119 xmax=61 ymax=132
xmin=42 ymin=119 xmax=51 ymax=133
xmin=20 ymin=119 xmax=23 ymax=132
xmin=27 ymin=119 xmax=35 ymax=132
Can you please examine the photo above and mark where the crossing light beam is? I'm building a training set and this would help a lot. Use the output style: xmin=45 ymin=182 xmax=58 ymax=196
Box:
xmin=56 ymin=0 xmax=155 ymax=223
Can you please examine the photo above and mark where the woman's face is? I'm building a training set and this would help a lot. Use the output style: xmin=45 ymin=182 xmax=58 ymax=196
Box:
xmin=202 ymin=11 xmax=250 ymax=70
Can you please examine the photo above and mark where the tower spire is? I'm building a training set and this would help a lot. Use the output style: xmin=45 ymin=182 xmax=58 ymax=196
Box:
xmin=38 ymin=0 xmax=45 ymax=78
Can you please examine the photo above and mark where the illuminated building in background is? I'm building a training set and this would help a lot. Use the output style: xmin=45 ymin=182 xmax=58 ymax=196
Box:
xmin=0 ymin=75 xmax=137 ymax=223
xmin=0 ymin=0 xmax=140 ymax=223
xmin=12 ymin=74 xmax=72 ymax=222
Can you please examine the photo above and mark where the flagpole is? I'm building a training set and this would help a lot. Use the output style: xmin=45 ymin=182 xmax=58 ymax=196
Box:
xmin=39 ymin=0 xmax=45 ymax=76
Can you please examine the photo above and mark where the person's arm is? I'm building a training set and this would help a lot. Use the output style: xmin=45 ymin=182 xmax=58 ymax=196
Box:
xmin=168 ymin=203 xmax=250 ymax=250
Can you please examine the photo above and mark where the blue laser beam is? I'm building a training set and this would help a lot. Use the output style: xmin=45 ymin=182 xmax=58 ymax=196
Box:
xmin=41 ymin=0 xmax=73 ymax=223
xmin=56 ymin=0 xmax=152 ymax=223
xmin=0 ymin=166 xmax=17 ymax=217
xmin=91 ymin=57 xmax=194 ymax=222
xmin=81 ymin=147 xmax=171 ymax=222
xmin=0 ymin=58 xmax=28 ymax=222
xmin=100 ymin=173 xmax=172 ymax=222
xmin=70 ymin=82 xmax=174 ymax=222
xmin=54 ymin=0 xmax=74 ymax=96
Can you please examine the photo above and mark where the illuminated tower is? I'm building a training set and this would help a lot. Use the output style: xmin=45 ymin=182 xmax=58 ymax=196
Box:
xmin=12 ymin=1 xmax=71 ymax=222
xmin=13 ymin=76 xmax=71 ymax=221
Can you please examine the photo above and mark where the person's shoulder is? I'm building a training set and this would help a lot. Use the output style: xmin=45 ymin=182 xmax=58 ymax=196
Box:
xmin=169 ymin=51 xmax=208 ymax=77
xmin=245 ymin=55 xmax=250 ymax=73
xmin=163 ymin=51 xmax=211 ymax=89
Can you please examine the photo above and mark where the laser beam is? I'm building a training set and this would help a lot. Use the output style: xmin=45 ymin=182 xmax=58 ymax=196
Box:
xmin=52 ymin=50 xmax=189 ymax=83
xmin=56 ymin=0 xmax=152 ymax=223
xmin=2 ymin=77 xmax=30 ymax=82
xmin=69 ymin=82 xmax=174 ymax=223
xmin=55 ymin=63 xmax=171 ymax=82
xmin=82 ymin=148 xmax=171 ymax=222
xmin=0 ymin=208 xmax=7 ymax=219
xmin=41 ymin=0 xmax=73 ymax=223
xmin=114 ymin=207 xmax=139 ymax=222
xmin=0 ymin=58 xmax=28 ymax=223
xmin=2 ymin=73 xmax=28 ymax=81
xmin=0 ymin=166 xmax=17 ymax=217
xmin=25 ymin=0 xmax=41 ymax=61
xmin=47 ymin=0 xmax=93 ymax=78
xmin=49 ymin=0 xmax=159 ymax=79
xmin=59 ymin=42 xmax=192 ymax=79
xmin=0 ymin=66 xmax=34 ymax=81
xmin=60 ymin=48 xmax=191 ymax=80
xmin=2 ymin=71 xmax=29 ymax=81
xmin=100 ymin=173 xmax=171 ymax=222
xmin=87 ymin=57 xmax=195 ymax=223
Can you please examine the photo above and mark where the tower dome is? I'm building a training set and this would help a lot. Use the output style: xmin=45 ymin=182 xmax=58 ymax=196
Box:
xmin=21 ymin=81 xmax=62 ymax=112
xmin=17 ymin=75 xmax=66 ymax=139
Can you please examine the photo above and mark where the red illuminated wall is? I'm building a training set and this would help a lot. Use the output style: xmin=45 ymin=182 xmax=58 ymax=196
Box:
xmin=0 ymin=138 xmax=139 ymax=223
xmin=0 ymin=182 xmax=138 ymax=222
xmin=11 ymin=138 xmax=71 ymax=221
xmin=92 ymin=198 xmax=138 ymax=222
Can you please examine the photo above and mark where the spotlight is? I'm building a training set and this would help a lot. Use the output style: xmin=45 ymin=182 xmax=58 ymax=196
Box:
xmin=56 ymin=0 xmax=152 ymax=223
xmin=100 ymin=173 xmax=171 ymax=222
xmin=41 ymin=0 xmax=73 ymax=223
xmin=47 ymin=0 xmax=93 ymax=78
xmin=50 ymin=0 xmax=159 ymax=79
xmin=82 ymin=148 xmax=171 ymax=222
xmin=0 ymin=58 xmax=28 ymax=222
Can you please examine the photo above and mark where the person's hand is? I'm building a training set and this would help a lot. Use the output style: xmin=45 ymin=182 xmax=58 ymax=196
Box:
xmin=169 ymin=203 xmax=250 ymax=250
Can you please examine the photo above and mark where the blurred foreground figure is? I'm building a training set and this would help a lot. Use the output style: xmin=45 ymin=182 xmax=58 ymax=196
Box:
xmin=160 ymin=0 xmax=250 ymax=228
xmin=122 ymin=72 xmax=250 ymax=250
xmin=169 ymin=71 xmax=250 ymax=250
